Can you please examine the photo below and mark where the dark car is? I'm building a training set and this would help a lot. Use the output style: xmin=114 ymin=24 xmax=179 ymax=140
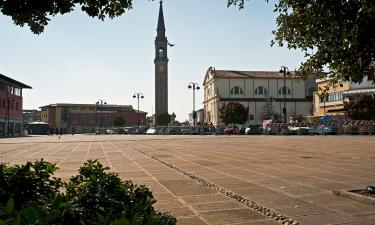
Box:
xmin=224 ymin=127 xmax=238 ymax=135
xmin=166 ymin=127 xmax=180 ymax=135
xmin=239 ymin=127 xmax=247 ymax=135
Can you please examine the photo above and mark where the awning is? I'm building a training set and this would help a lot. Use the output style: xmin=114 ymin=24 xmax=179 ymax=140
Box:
xmin=342 ymin=88 xmax=375 ymax=98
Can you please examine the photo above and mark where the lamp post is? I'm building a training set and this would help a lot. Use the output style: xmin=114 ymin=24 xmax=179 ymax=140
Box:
xmin=133 ymin=93 xmax=144 ymax=133
xmin=279 ymin=66 xmax=290 ymax=124
xmin=96 ymin=99 xmax=107 ymax=133
xmin=188 ymin=82 xmax=200 ymax=126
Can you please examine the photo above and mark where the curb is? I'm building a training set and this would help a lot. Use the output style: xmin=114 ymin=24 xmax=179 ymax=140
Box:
xmin=333 ymin=190 xmax=375 ymax=205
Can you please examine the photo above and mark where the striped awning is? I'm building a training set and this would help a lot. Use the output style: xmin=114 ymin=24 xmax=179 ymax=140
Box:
xmin=267 ymin=120 xmax=375 ymax=128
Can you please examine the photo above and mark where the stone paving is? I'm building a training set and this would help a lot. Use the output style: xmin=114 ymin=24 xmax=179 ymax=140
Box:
xmin=1 ymin=135 xmax=375 ymax=225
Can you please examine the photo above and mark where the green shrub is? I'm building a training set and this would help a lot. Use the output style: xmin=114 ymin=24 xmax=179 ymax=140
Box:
xmin=0 ymin=160 xmax=176 ymax=225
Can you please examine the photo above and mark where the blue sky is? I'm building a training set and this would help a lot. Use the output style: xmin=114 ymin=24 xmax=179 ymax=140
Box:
xmin=0 ymin=0 xmax=305 ymax=121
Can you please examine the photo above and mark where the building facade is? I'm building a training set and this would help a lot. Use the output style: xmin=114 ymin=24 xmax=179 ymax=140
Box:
xmin=40 ymin=103 xmax=147 ymax=133
xmin=313 ymin=79 xmax=349 ymax=117
xmin=0 ymin=74 xmax=32 ymax=137
xmin=203 ymin=67 xmax=316 ymax=126
xmin=189 ymin=109 xmax=204 ymax=125
xmin=154 ymin=1 xmax=169 ymax=116
xmin=23 ymin=109 xmax=41 ymax=123
xmin=313 ymin=74 xmax=375 ymax=117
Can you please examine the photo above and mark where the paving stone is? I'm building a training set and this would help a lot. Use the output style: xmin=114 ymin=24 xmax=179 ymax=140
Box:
xmin=177 ymin=216 xmax=208 ymax=225
xmin=181 ymin=194 xmax=232 ymax=204
xmin=200 ymin=209 xmax=268 ymax=225
xmin=192 ymin=201 xmax=246 ymax=212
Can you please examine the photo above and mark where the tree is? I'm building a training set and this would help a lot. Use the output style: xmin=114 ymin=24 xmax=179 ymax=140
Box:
xmin=228 ymin=0 xmax=375 ymax=83
xmin=155 ymin=113 xmax=171 ymax=126
xmin=0 ymin=0 xmax=132 ymax=34
xmin=316 ymin=85 xmax=330 ymax=115
xmin=219 ymin=102 xmax=249 ymax=127
xmin=113 ymin=116 xmax=125 ymax=127
xmin=344 ymin=93 xmax=375 ymax=120
xmin=260 ymin=97 xmax=273 ymax=121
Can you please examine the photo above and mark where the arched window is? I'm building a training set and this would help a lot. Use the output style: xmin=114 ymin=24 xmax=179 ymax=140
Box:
xmin=278 ymin=86 xmax=291 ymax=95
xmin=255 ymin=86 xmax=268 ymax=96
xmin=230 ymin=86 xmax=243 ymax=95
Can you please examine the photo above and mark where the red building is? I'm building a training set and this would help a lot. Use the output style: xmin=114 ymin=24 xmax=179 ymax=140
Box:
xmin=0 ymin=74 xmax=32 ymax=137
xmin=40 ymin=103 xmax=147 ymax=133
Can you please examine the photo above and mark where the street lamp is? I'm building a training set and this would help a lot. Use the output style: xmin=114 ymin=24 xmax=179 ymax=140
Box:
xmin=188 ymin=82 xmax=200 ymax=126
xmin=133 ymin=93 xmax=144 ymax=133
xmin=279 ymin=66 xmax=290 ymax=124
xmin=96 ymin=99 xmax=107 ymax=133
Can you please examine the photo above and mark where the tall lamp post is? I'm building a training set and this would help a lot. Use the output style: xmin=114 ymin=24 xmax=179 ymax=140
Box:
xmin=133 ymin=93 xmax=144 ymax=133
xmin=279 ymin=66 xmax=290 ymax=124
xmin=96 ymin=99 xmax=107 ymax=133
xmin=188 ymin=82 xmax=200 ymax=126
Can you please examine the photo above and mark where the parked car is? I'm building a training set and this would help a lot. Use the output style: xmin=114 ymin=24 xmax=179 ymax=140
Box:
xmin=239 ymin=127 xmax=246 ymax=135
xmin=166 ymin=127 xmax=180 ymax=135
xmin=146 ymin=127 xmax=157 ymax=135
xmin=105 ymin=129 xmax=115 ymax=134
xmin=135 ymin=126 xmax=148 ymax=134
xmin=309 ymin=125 xmax=337 ymax=135
xmin=224 ymin=127 xmax=238 ymax=135
xmin=180 ymin=127 xmax=192 ymax=135
xmin=245 ymin=127 xmax=251 ymax=135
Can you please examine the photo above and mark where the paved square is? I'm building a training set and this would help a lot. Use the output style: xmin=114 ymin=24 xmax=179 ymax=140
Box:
xmin=1 ymin=135 xmax=375 ymax=225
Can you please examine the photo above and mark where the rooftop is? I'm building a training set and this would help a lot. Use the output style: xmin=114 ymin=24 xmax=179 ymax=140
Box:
xmin=212 ymin=70 xmax=283 ymax=79
xmin=0 ymin=73 xmax=32 ymax=89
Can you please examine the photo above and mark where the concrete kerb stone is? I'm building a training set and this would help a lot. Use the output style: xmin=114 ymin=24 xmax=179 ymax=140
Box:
xmin=137 ymin=150 xmax=301 ymax=225
xmin=333 ymin=189 xmax=375 ymax=206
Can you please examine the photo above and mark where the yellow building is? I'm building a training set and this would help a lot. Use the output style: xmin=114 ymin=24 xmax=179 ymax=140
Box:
xmin=313 ymin=79 xmax=349 ymax=117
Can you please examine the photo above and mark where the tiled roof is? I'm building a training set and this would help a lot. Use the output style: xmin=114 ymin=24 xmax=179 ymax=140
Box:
xmin=212 ymin=70 xmax=283 ymax=78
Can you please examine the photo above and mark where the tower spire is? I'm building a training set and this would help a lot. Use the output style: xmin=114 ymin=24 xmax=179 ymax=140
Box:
xmin=157 ymin=0 xmax=165 ymax=36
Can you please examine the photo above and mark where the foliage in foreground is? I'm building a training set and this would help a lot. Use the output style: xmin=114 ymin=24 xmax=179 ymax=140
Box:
xmin=229 ymin=0 xmax=375 ymax=83
xmin=0 ymin=159 xmax=176 ymax=225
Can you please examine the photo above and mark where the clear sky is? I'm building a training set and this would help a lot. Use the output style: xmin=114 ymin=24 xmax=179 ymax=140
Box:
xmin=0 ymin=0 xmax=305 ymax=122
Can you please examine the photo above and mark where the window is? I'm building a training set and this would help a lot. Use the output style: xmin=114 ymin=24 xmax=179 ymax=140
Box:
xmin=158 ymin=48 xmax=165 ymax=58
xmin=230 ymin=86 xmax=243 ymax=95
xmin=255 ymin=86 xmax=268 ymax=96
xmin=0 ymin=82 xmax=5 ymax=92
xmin=278 ymin=86 xmax=291 ymax=95
xmin=14 ymin=88 xmax=21 ymax=96
xmin=249 ymin=114 xmax=254 ymax=120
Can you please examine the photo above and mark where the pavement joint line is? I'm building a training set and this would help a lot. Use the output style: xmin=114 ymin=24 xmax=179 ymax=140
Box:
xmin=12 ymin=142 xmax=66 ymax=165
xmin=99 ymin=142 xmax=115 ymax=172
xmin=56 ymin=142 xmax=83 ymax=166
xmin=110 ymin=141 xmax=213 ymax=225
xmin=135 ymin=148 xmax=301 ymax=225
xmin=83 ymin=142 xmax=92 ymax=162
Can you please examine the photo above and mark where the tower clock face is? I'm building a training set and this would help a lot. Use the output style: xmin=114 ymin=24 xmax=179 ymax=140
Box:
xmin=158 ymin=48 xmax=164 ymax=57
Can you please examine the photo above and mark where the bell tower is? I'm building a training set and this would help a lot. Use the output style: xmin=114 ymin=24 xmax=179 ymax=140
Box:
xmin=154 ymin=0 xmax=168 ymax=116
